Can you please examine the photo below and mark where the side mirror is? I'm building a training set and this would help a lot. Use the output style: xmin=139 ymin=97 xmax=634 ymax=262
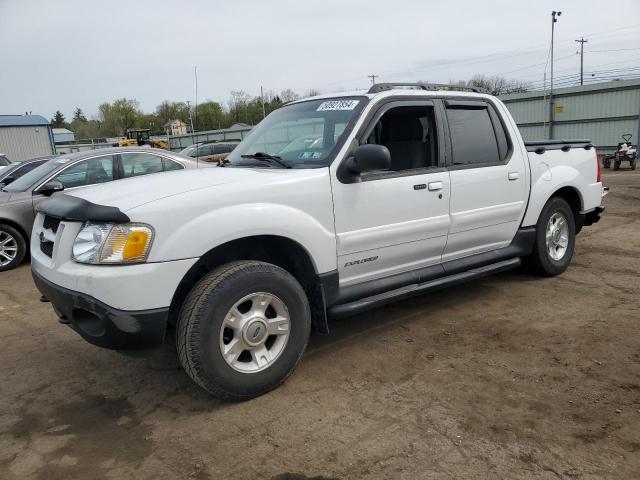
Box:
xmin=1 ymin=176 xmax=15 ymax=186
xmin=38 ymin=180 xmax=65 ymax=197
xmin=347 ymin=144 xmax=391 ymax=174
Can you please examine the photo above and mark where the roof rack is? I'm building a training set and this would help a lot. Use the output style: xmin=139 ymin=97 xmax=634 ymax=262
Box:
xmin=367 ymin=82 xmax=488 ymax=94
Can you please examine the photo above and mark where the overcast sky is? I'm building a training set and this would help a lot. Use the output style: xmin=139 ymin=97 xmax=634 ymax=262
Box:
xmin=1 ymin=0 xmax=639 ymax=120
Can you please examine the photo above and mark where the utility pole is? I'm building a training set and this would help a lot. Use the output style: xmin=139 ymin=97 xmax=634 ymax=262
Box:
xmin=549 ymin=10 xmax=562 ymax=140
xmin=575 ymin=37 xmax=588 ymax=86
xmin=186 ymin=100 xmax=195 ymax=133
xmin=194 ymin=66 xmax=198 ymax=133
xmin=368 ymin=74 xmax=378 ymax=85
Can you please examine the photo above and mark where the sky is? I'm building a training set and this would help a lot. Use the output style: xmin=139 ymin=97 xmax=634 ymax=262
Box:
xmin=1 ymin=0 xmax=639 ymax=120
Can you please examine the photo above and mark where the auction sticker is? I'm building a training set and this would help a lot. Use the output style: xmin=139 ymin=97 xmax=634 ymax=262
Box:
xmin=317 ymin=100 xmax=359 ymax=111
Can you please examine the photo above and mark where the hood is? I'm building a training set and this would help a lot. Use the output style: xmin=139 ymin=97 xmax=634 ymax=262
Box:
xmin=66 ymin=167 xmax=308 ymax=212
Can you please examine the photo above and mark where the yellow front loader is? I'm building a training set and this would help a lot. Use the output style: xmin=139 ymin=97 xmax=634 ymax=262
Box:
xmin=114 ymin=129 xmax=169 ymax=149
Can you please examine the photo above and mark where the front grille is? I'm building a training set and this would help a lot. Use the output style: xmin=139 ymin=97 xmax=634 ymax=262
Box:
xmin=40 ymin=240 xmax=54 ymax=258
xmin=43 ymin=215 xmax=61 ymax=234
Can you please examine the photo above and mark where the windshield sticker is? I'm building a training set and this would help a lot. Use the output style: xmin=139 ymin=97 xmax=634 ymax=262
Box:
xmin=317 ymin=100 xmax=359 ymax=111
xmin=299 ymin=152 xmax=313 ymax=160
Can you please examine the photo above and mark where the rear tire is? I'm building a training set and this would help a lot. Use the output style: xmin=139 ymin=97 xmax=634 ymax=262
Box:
xmin=0 ymin=224 xmax=26 ymax=272
xmin=631 ymin=159 xmax=637 ymax=170
xmin=176 ymin=260 xmax=311 ymax=400
xmin=525 ymin=197 xmax=575 ymax=277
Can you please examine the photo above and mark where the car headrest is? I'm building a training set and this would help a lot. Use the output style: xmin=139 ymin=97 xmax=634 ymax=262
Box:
xmin=387 ymin=117 xmax=423 ymax=142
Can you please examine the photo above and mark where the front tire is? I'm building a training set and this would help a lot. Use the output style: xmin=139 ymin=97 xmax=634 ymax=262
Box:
xmin=0 ymin=224 xmax=26 ymax=272
xmin=525 ymin=197 xmax=576 ymax=276
xmin=177 ymin=261 xmax=311 ymax=400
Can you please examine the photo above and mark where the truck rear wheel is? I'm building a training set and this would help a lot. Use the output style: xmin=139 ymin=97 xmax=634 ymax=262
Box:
xmin=176 ymin=261 xmax=311 ymax=400
xmin=525 ymin=197 xmax=576 ymax=277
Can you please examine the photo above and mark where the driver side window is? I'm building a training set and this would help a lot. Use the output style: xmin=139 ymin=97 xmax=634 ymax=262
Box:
xmin=53 ymin=155 xmax=114 ymax=189
xmin=363 ymin=104 xmax=438 ymax=172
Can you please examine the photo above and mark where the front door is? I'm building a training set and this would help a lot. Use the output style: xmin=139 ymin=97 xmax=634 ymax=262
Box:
xmin=331 ymin=100 xmax=450 ymax=288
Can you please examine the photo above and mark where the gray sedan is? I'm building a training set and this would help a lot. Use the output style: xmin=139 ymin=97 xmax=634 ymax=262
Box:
xmin=0 ymin=147 xmax=204 ymax=271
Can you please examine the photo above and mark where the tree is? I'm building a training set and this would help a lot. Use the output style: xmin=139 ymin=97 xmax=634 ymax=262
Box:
xmin=155 ymin=101 xmax=190 ymax=127
xmin=195 ymin=101 xmax=225 ymax=131
xmin=73 ymin=107 xmax=87 ymax=122
xmin=228 ymin=90 xmax=251 ymax=123
xmin=463 ymin=75 xmax=529 ymax=95
xmin=51 ymin=110 xmax=66 ymax=128
xmin=280 ymin=89 xmax=300 ymax=103
xmin=98 ymin=98 xmax=142 ymax=136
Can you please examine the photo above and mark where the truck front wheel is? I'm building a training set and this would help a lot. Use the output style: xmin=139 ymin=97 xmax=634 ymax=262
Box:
xmin=525 ymin=196 xmax=576 ymax=276
xmin=176 ymin=261 xmax=311 ymax=400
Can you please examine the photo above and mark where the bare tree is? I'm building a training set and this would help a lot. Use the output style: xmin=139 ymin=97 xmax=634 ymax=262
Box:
xmin=280 ymin=89 xmax=300 ymax=103
xmin=228 ymin=90 xmax=251 ymax=123
xmin=463 ymin=75 xmax=530 ymax=95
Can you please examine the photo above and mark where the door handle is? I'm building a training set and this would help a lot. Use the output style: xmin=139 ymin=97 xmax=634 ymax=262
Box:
xmin=428 ymin=181 xmax=443 ymax=191
xmin=508 ymin=172 xmax=520 ymax=181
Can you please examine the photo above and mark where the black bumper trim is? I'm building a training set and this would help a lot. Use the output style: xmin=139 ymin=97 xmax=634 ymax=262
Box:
xmin=583 ymin=206 xmax=604 ymax=226
xmin=36 ymin=193 xmax=130 ymax=223
xmin=33 ymin=270 xmax=167 ymax=350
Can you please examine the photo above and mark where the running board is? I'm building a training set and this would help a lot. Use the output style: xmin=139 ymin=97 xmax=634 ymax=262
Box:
xmin=327 ymin=257 xmax=521 ymax=319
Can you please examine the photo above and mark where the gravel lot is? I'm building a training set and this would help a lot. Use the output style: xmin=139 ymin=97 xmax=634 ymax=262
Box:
xmin=1 ymin=169 xmax=638 ymax=480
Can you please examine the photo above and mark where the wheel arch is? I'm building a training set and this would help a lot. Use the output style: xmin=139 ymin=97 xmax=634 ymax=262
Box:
xmin=522 ymin=183 xmax=585 ymax=232
xmin=0 ymin=218 xmax=30 ymax=247
xmin=169 ymin=235 xmax=330 ymax=334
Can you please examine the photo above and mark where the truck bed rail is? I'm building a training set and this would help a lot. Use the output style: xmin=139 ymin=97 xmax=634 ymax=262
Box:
xmin=525 ymin=139 xmax=593 ymax=154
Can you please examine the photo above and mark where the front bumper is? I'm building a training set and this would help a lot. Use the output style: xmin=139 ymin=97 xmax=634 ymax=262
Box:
xmin=33 ymin=270 xmax=167 ymax=350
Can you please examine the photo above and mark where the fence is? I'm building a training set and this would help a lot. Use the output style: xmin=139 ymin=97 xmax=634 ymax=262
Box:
xmin=168 ymin=127 xmax=253 ymax=152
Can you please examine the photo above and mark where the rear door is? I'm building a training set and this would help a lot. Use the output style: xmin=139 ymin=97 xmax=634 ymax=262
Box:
xmin=331 ymin=100 xmax=451 ymax=288
xmin=442 ymin=99 xmax=527 ymax=260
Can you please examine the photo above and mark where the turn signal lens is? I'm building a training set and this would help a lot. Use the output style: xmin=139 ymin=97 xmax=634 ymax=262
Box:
xmin=100 ymin=224 xmax=154 ymax=264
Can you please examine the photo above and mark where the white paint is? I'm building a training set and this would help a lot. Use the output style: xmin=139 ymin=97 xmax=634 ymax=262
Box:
xmin=32 ymin=89 xmax=604 ymax=313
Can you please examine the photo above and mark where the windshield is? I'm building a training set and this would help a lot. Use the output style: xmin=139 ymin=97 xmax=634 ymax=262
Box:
xmin=179 ymin=145 xmax=198 ymax=157
xmin=3 ymin=159 xmax=63 ymax=192
xmin=226 ymin=97 xmax=367 ymax=168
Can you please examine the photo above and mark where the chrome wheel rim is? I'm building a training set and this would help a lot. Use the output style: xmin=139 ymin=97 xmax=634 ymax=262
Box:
xmin=545 ymin=212 xmax=569 ymax=261
xmin=0 ymin=231 xmax=18 ymax=267
xmin=219 ymin=292 xmax=290 ymax=373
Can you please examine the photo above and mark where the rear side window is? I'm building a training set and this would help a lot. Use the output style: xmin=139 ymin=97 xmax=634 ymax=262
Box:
xmin=121 ymin=152 xmax=164 ymax=178
xmin=446 ymin=106 xmax=500 ymax=166
xmin=162 ymin=158 xmax=184 ymax=171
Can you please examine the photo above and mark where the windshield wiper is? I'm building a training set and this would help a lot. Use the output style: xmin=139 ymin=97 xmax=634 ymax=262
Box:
xmin=241 ymin=152 xmax=291 ymax=169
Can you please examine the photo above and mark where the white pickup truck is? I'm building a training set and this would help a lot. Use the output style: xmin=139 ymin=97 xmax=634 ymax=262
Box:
xmin=32 ymin=83 xmax=606 ymax=400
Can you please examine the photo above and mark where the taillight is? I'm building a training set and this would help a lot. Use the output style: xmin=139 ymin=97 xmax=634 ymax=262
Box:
xmin=595 ymin=149 xmax=601 ymax=182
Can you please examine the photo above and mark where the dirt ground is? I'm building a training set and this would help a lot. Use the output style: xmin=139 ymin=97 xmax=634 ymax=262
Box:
xmin=0 ymin=169 xmax=638 ymax=480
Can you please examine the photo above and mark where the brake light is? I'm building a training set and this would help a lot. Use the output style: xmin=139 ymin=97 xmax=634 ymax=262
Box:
xmin=595 ymin=149 xmax=601 ymax=182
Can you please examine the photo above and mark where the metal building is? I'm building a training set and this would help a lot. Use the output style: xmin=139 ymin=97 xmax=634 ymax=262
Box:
xmin=52 ymin=128 xmax=75 ymax=145
xmin=500 ymin=79 xmax=640 ymax=153
xmin=0 ymin=115 xmax=55 ymax=162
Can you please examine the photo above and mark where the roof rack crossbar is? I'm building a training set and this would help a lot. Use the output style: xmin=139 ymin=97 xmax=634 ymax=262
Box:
xmin=367 ymin=82 xmax=488 ymax=94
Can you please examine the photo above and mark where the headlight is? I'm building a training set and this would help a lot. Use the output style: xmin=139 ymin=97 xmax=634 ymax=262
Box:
xmin=72 ymin=222 xmax=155 ymax=264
